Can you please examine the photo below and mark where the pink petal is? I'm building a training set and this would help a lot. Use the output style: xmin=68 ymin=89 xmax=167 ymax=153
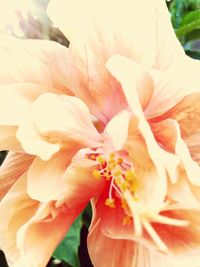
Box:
xmin=88 ymin=218 xmax=136 ymax=267
xmin=151 ymin=208 xmax=200 ymax=255
xmin=58 ymin=154 xmax=106 ymax=208
xmin=0 ymin=152 xmax=34 ymax=200
xmin=47 ymin=0 xmax=161 ymax=122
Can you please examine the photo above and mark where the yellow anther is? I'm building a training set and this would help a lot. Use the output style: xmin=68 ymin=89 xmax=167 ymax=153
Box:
xmin=92 ymin=169 xmax=101 ymax=180
xmin=121 ymin=198 xmax=127 ymax=209
xmin=117 ymin=158 xmax=123 ymax=164
xmin=108 ymin=161 xmax=117 ymax=170
xmin=123 ymin=215 xmax=132 ymax=225
xmin=96 ymin=155 xmax=105 ymax=164
xmin=113 ymin=169 xmax=122 ymax=177
xmin=109 ymin=153 xmax=115 ymax=160
xmin=121 ymin=181 xmax=129 ymax=191
xmin=125 ymin=170 xmax=136 ymax=182
xmin=129 ymin=182 xmax=138 ymax=193
xmin=105 ymin=198 xmax=116 ymax=208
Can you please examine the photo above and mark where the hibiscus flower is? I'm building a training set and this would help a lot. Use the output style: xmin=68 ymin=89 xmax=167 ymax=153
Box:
xmin=0 ymin=0 xmax=200 ymax=267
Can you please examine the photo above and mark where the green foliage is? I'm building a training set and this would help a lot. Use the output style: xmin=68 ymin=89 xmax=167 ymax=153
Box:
xmin=175 ymin=10 xmax=200 ymax=39
xmin=169 ymin=0 xmax=200 ymax=57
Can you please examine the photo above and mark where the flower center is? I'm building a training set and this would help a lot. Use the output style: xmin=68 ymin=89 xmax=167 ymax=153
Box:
xmin=88 ymin=152 xmax=139 ymax=225
xmin=87 ymin=151 xmax=189 ymax=252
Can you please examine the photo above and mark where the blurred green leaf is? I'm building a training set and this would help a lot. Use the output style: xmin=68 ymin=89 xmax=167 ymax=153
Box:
xmin=185 ymin=49 xmax=200 ymax=59
xmin=185 ymin=28 xmax=200 ymax=42
xmin=170 ymin=0 xmax=187 ymax=28
xmin=170 ymin=0 xmax=200 ymax=28
xmin=53 ymin=216 xmax=82 ymax=267
xmin=180 ymin=9 xmax=200 ymax=26
xmin=175 ymin=18 xmax=200 ymax=38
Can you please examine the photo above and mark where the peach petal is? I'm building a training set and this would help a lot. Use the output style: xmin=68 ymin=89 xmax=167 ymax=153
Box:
xmin=27 ymin=151 xmax=73 ymax=202
xmin=106 ymin=55 xmax=167 ymax=211
xmin=47 ymin=0 xmax=184 ymax=72
xmin=147 ymin=65 xmax=200 ymax=119
xmin=154 ymin=119 xmax=200 ymax=186
xmin=17 ymin=117 xmax=60 ymax=161
xmin=152 ymin=0 xmax=184 ymax=70
xmin=184 ymin=130 xmax=200 ymax=165
xmin=13 ymin=39 xmax=73 ymax=93
xmin=152 ymin=208 xmax=200 ymax=255
xmin=88 ymin=218 xmax=136 ymax=267
xmin=16 ymin=202 xmax=81 ymax=267
xmin=0 ymin=126 xmax=22 ymax=151
xmin=58 ymin=155 xmax=106 ymax=209
xmin=0 ymin=173 xmax=39 ymax=265
xmin=163 ymin=93 xmax=200 ymax=139
xmin=31 ymin=93 xmax=102 ymax=147
xmin=104 ymin=110 xmax=130 ymax=151
xmin=167 ymin=175 xmax=200 ymax=207
xmin=0 ymin=152 xmax=34 ymax=200
xmin=48 ymin=0 xmax=156 ymax=67
xmin=91 ymin=189 xmax=135 ymax=241
xmin=47 ymin=0 xmax=158 ymax=122
xmin=0 ymin=83 xmax=59 ymax=126
xmin=136 ymin=244 xmax=200 ymax=267
xmin=0 ymin=35 xmax=73 ymax=93
xmin=0 ymin=51 xmax=52 ymax=86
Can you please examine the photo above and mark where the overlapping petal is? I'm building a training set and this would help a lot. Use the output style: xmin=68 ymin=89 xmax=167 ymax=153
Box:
xmin=106 ymin=55 xmax=168 ymax=212
xmin=27 ymin=151 xmax=71 ymax=202
xmin=0 ymin=152 xmax=34 ymax=199
xmin=88 ymin=218 xmax=136 ymax=267
xmin=147 ymin=58 xmax=200 ymax=119
xmin=58 ymin=154 xmax=106 ymax=208
xmin=0 ymin=126 xmax=21 ymax=151
xmin=16 ymin=202 xmax=81 ymax=267
xmin=17 ymin=93 xmax=102 ymax=160
xmin=0 ymin=174 xmax=39 ymax=265
xmin=0 ymin=34 xmax=73 ymax=93
xmin=0 ymin=83 xmax=58 ymax=126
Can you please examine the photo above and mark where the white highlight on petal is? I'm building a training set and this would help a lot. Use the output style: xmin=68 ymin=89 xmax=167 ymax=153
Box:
xmin=142 ymin=219 xmax=168 ymax=252
xmin=123 ymin=190 xmax=143 ymax=236
xmin=152 ymin=214 xmax=189 ymax=227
